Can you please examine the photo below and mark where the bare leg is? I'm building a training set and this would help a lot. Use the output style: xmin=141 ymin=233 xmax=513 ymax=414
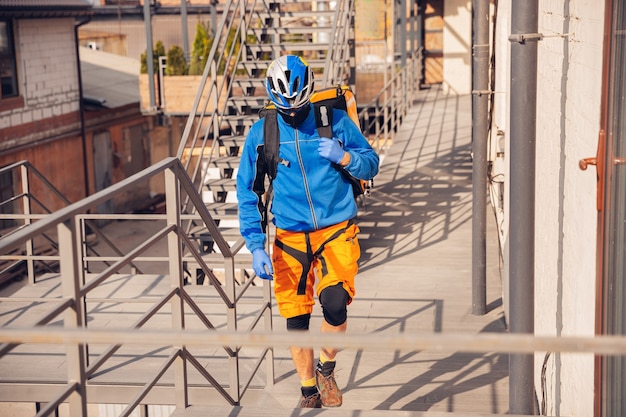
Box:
xmin=291 ymin=346 xmax=315 ymax=380
xmin=320 ymin=320 xmax=347 ymax=360
xmin=291 ymin=319 xmax=347 ymax=379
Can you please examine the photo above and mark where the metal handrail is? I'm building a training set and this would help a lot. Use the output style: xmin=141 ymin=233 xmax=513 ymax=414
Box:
xmin=0 ymin=157 xmax=273 ymax=416
xmin=0 ymin=160 xmax=148 ymax=284
xmin=358 ymin=47 xmax=424 ymax=159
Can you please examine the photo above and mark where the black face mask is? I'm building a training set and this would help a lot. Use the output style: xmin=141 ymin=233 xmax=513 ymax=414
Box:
xmin=278 ymin=104 xmax=311 ymax=127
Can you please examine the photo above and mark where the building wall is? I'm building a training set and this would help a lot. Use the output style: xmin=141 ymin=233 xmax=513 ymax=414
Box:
xmin=492 ymin=1 xmax=604 ymax=415
xmin=0 ymin=16 xmax=167 ymax=215
xmin=0 ymin=18 xmax=81 ymax=146
xmin=534 ymin=1 xmax=603 ymax=415
xmin=442 ymin=0 xmax=471 ymax=94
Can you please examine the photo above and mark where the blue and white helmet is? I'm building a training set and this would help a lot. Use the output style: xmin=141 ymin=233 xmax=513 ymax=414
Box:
xmin=265 ymin=55 xmax=314 ymax=111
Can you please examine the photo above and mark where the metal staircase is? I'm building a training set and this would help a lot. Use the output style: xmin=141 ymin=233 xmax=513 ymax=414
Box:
xmin=176 ymin=0 xmax=357 ymax=284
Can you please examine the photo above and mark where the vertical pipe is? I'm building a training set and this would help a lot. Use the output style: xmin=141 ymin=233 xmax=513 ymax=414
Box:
xmin=399 ymin=0 xmax=407 ymax=66
xmin=144 ymin=0 xmax=156 ymax=111
xmin=181 ymin=0 xmax=189 ymax=60
xmin=349 ymin=0 xmax=356 ymax=89
xmin=74 ymin=17 xmax=91 ymax=200
xmin=416 ymin=0 xmax=424 ymax=86
xmin=509 ymin=0 xmax=538 ymax=414
xmin=211 ymin=0 xmax=218 ymax=37
xmin=471 ymin=0 xmax=489 ymax=316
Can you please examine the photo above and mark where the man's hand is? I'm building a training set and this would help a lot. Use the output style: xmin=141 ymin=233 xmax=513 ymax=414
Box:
xmin=318 ymin=137 xmax=346 ymax=165
xmin=252 ymin=248 xmax=273 ymax=280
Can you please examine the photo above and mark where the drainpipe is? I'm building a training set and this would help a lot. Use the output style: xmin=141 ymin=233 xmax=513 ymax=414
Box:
xmin=399 ymin=0 xmax=407 ymax=66
xmin=144 ymin=0 xmax=156 ymax=111
xmin=74 ymin=15 xmax=92 ymax=199
xmin=508 ymin=0 xmax=538 ymax=414
xmin=471 ymin=0 xmax=489 ymax=316
xmin=416 ymin=0 xmax=424 ymax=86
xmin=181 ymin=0 xmax=189 ymax=61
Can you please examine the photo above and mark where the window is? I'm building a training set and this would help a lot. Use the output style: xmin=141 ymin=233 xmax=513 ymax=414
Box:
xmin=0 ymin=19 xmax=18 ymax=99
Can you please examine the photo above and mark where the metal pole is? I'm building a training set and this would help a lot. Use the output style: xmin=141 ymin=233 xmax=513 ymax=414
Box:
xmin=144 ymin=0 xmax=156 ymax=111
xmin=509 ymin=0 xmax=538 ymax=413
xmin=399 ymin=0 xmax=407 ymax=66
xmin=471 ymin=0 xmax=489 ymax=316
xmin=181 ymin=0 xmax=189 ymax=61
xmin=210 ymin=0 xmax=218 ymax=37
xmin=416 ymin=0 xmax=424 ymax=86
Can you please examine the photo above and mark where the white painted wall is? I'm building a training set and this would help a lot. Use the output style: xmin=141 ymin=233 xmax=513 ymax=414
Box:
xmin=533 ymin=1 xmax=603 ymax=415
xmin=0 ymin=18 xmax=79 ymax=131
xmin=491 ymin=1 xmax=604 ymax=416
xmin=442 ymin=0 xmax=472 ymax=95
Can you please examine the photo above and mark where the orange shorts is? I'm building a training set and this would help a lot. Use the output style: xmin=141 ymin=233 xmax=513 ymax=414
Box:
xmin=272 ymin=220 xmax=360 ymax=319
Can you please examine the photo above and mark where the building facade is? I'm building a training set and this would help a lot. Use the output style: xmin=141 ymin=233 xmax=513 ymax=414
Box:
xmin=0 ymin=1 xmax=159 ymax=217
xmin=489 ymin=0 xmax=625 ymax=415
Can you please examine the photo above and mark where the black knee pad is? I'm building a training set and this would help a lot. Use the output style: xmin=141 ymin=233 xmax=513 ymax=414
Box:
xmin=319 ymin=283 xmax=349 ymax=326
xmin=286 ymin=313 xmax=311 ymax=331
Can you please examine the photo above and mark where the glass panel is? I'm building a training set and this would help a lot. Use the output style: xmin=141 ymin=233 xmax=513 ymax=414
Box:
xmin=603 ymin=0 xmax=626 ymax=415
xmin=0 ymin=20 xmax=18 ymax=98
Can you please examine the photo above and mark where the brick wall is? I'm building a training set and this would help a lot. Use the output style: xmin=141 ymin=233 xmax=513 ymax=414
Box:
xmin=0 ymin=18 xmax=80 ymax=145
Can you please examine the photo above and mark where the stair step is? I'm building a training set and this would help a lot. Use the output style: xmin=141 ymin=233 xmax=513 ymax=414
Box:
xmin=206 ymin=178 xmax=237 ymax=192
xmin=218 ymin=135 xmax=247 ymax=148
xmin=255 ymin=0 xmax=336 ymax=5
xmin=227 ymin=96 xmax=267 ymax=108
xmin=171 ymin=405 xmax=538 ymax=417
xmin=205 ymin=202 xmax=239 ymax=218
xmin=190 ymin=226 xmax=241 ymax=240
xmin=231 ymin=78 xmax=266 ymax=89
xmin=222 ymin=116 xmax=260 ymax=132
xmin=252 ymin=10 xmax=336 ymax=20
xmin=238 ymin=59 xmax=327 ymax=73
xmin=248 ymin=26 xmax=336 ymax=36
xmin=246 ymin=42 xmax=331 ymax=53
xmin=210 ymin=155 xmax=242 ymax=168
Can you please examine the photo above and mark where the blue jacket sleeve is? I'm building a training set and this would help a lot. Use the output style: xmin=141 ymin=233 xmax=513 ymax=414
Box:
xmin=236 ymin=122 xmax=267 ymax=253
xmin=335 ymin=112 xmax=380 ymax=180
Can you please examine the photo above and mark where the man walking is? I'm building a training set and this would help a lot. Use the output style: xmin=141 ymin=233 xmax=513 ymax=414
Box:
xmin=236 ymin=55 xmax=379 ymax=408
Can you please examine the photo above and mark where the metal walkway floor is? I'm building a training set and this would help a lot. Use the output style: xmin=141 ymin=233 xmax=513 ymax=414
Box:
xmin=0 ymin=85 xmax=509 ymax=416
xmin=237 ymin=85 xmax=508 ymax=414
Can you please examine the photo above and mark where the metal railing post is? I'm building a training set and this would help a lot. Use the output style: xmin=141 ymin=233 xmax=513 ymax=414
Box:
xmin=165 ymin=168 xmax=189 ymax=409
xmin=58 ymin=219 xmax=87 ymax=417
xmin=20 ymin=164 xmax=35 ymax=284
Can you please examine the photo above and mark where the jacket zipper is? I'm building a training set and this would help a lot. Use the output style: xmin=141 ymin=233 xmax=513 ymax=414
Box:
xmin=295 ymin=129 xmax=318 ymax=229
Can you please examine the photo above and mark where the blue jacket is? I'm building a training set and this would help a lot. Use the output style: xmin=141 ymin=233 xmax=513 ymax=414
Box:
xmin=236 ymin=104 xmax=380 ymax=253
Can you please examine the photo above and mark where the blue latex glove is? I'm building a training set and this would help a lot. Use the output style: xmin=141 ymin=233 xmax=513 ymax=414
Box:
xmin=318 ymin=137 xmax=345 ymax=164
xmin=252 ymin=248 xmax=273 ymax=280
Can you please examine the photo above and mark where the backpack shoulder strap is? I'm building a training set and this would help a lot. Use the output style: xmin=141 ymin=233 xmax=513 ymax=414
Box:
xmin=314 ymin=101 xmax=334 ymax=138
xmin=260 ymin=106 xmax=280 ymax=181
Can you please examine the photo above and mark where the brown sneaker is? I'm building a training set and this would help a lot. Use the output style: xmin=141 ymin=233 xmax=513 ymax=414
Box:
xmin=316 ymin=361 xmax=342 ymax=407
xmin=298 ymin=392 xmax=322 ymax=408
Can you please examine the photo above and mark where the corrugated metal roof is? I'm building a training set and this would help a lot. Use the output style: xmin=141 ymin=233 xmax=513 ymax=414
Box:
xmin=0 ymin=0 xmax=92 ymax=18
xmin=0 ymin=0 xmax=91 ymax=7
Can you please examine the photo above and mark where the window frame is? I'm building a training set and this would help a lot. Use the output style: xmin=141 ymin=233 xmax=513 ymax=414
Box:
xmin=0 ymin=19 xmax=19 ymax=100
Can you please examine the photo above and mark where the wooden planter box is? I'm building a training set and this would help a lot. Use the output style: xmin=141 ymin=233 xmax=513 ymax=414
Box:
xmin=139 ymin=74 xmax=227 ymax=115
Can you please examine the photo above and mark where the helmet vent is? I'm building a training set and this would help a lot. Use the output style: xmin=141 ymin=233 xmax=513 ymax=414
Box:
xmin=277 ymin=79 xmax=287 ymax=94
